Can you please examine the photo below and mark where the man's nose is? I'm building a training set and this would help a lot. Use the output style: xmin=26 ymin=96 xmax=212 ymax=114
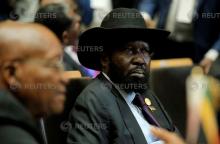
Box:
xmin=132 ymin=55 xmax=146 ymax=66
xmin=61 ymin=72 xmax=70 ymax=85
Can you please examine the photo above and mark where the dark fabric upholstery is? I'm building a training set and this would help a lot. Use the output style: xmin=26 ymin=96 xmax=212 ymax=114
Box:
xmin=44 ymin=78 xmax=92 ymax=144
xmin=150 ymin=66 xmax=193 ymax=136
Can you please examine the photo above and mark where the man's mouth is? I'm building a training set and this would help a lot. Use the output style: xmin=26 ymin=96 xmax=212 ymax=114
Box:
xmin=129 ymin=69 xmax=145 ymax=77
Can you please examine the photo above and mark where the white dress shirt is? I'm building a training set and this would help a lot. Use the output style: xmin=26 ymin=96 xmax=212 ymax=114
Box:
xmin=89 ymin=0 xmax=112 ymax=27
xmin=102 ymin=73 xmax=164 ymax=144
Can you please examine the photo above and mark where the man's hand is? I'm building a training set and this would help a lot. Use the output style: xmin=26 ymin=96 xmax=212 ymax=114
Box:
xmin=199 ymin=57 xmax=214 ymax=74
xmin=145 ymin=20 xmax=156 ymax=28
xmin=151 ymin=127 xmax=186 ymax=144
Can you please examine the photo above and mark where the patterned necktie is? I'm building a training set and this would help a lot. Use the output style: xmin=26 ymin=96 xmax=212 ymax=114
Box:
xmin=132 ymin=93 xmax=161 ymax=127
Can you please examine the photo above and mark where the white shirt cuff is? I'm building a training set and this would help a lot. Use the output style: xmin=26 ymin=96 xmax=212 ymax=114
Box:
xmin=140 ymin=12 xmax=152 ymax=21
xmin=204 ymin=49 xmax=219 ymax=61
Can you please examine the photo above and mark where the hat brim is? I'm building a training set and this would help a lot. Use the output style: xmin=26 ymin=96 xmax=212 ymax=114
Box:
xmin=78 ymin=27 xmax=170 ymax=70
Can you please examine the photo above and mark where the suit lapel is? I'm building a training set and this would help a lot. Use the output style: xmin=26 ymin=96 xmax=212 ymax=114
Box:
xmin=143 ymin=90 xmax=175 ymax=131
xmin=111 ymin=87 xmax=148 ymax=144
xmin=98 ymin=73 xmax=175 ymax=142
xmin=98 ymin=74 xmax=147 ymax=144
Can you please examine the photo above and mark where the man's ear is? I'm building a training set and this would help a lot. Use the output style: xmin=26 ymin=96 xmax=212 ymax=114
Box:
xmin=2 ymin=61 xmax=21 ymax=90
xmin=100 ymin=53 xmax=110 ymax=73
xmin=62 ymin=31 xmax=69 ymax=45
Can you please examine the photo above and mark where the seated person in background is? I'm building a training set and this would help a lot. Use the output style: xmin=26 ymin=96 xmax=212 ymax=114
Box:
xmin=40 ymin=0 xmax=78 ymax=17
xmin=0 ymin=0 xmax=16 ymax=21
xmin=41 ymin=0 xmax=69 ymax=6
xmin=35 ymin=3 xmax=96 ymax=77
xmin=67 ymin=8 xmax=179 ymax=144
xmin=0 ymin=21 xmax=68 ymax=144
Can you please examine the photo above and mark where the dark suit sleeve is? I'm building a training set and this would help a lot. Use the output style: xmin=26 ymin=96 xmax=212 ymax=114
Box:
xmin=212 ymin=34 xmax=220 ymax=52
xmin=67 ymin=90 xmax=110 ymax=144
xmin=0 ymin=125 xmax=39 ymax=144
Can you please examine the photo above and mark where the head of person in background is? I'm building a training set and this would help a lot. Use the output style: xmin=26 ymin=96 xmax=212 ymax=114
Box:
xmin=40 ymin=0 xmax=78 ymax=18
xmin=35 ymin=3 xmax=81 ymax=47
xmin=35 ymin=3 xmax=96 ymax=76
xmin=0 ymin=0 xmax=16 ymax=21
xmin=0 ymin=21 xmax=68 ymax=118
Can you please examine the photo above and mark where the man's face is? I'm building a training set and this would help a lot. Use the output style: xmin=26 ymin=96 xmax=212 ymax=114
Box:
xmin=66 ymin=14 xmax=81 ymax=46
xmin=106 ymin=41 xmax=151 ymax=94
xmin=13 ymin=43 xmax=68 ymax=117
xmin=0 ymin=21 xmax=68 ymax=118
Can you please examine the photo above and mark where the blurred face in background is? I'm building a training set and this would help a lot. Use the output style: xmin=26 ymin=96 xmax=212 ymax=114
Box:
xmin=63 ymin=14 xmax=81 ymax=46
xmin=40 ymin=0 xmax=78 ymax=16
xmin=40 ymin=0 xmax=81 ymax=46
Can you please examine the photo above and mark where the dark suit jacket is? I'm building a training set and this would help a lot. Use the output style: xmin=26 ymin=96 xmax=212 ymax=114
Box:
xmin=75 ymin=0 xmax=93 ymax=26
xmin=138 ymin=0 xmax=171 ymax=28
xmin=194 ymin=0 xmax=220 ymax=61
xmin=0 ymin=90 xmax=44 ymax=144
xmin=67 ymin=73 xmax=178 ymax=144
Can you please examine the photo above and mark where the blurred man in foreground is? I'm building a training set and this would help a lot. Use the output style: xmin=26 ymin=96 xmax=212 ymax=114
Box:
xmin=0 ymin=21 xmax=68 ymax=144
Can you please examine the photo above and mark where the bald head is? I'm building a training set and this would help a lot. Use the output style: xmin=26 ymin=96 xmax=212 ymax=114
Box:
xmin=0 ymin=21 xmax=67 ymax=118
xmin=0 ymin=21 xmax=62 ymax=63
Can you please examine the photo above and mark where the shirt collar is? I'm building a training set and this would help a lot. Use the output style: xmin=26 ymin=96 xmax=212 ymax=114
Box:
xmin=102 ymin=72 xmax=112 ymax=83
xmin=102 ymin=72 xmax=136 ymax=104
xmin=126 ymin=92 xmax=136 ymax=104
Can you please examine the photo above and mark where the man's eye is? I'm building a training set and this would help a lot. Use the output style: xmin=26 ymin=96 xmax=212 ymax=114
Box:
xmin=125 ymin=48 xmax=134 ymax=55
xmin=141 ymin=48 xmax=149 ymax=53
xmin=124 ymin=46 xmax=135 ymax=54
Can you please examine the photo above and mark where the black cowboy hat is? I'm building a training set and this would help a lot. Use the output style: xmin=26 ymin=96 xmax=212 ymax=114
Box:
xmin=78 ymin=8 xmax=170 ymax=70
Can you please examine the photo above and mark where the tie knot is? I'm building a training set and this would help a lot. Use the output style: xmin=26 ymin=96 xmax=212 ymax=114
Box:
xmin=132 ymin=93 xmax=146 ymax=107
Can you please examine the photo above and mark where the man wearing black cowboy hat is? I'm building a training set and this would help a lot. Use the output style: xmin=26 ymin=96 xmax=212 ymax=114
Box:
xmin=67 ymin=8 xmax=179 ymax=144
